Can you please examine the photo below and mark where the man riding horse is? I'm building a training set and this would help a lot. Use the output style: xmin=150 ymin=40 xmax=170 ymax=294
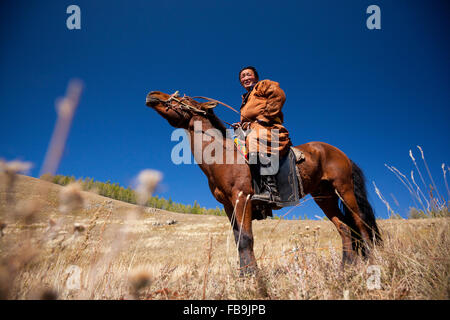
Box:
xmin=235 ymin=66 xmax=292 ymax=204
xmin=145 ymin=78 xmax=382 ymax=271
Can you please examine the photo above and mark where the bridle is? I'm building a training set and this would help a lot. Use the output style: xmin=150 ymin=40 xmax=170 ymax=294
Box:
xmin=148 ymin=90 xmax=252 ymax=127
xmin=148 ymin=90 xmax=251 ymax=161
xmin=149 ymin=90 xmax=208 ymax=115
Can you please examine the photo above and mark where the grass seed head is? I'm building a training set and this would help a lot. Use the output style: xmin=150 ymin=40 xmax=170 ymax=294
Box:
xmin=59 ymin=183 xmax=84 ymax=213
xmin=0 ymin=222 xmax=6 ymax=237
xmin=39 ymin=288 xmax=58 ymax=300
xmin=29 ymin=287 xmax=58 ymax=300
xmin=15 ymin=199 xmax=41 ymax=224
xmin=0 ymin=160 xmax=33 ymax=192
xmin=0 ymin=265 xmax=12 ymax=299
xmin=0 ymin=159 xmax=33 ymax=175
xmin=136 ymin=169 xmax=162 ymax=205
xmin=73 ymin=223 xmax=86 ymax=233
xmin=129 ymin=268 xmax=153 ymax=293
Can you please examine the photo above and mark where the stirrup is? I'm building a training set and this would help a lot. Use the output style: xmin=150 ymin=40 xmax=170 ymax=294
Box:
xmin=251 ymin=184 xmax=277 ymax=204
xmin=251 ymin=193 xmax=272 ymax=202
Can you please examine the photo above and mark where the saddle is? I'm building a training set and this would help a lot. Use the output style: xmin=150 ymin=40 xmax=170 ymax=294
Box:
xmin=251 ymin=148 xmax=304 ymax=205
xmin=233 ymin=130 xmax=305 ymax=220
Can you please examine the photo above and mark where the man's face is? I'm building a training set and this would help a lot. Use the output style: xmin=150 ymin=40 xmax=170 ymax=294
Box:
xmin=240 ymin=69 xmax=258 ymax=91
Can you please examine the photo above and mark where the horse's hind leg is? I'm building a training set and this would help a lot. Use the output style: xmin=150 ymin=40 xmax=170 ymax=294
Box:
xmin=312 ymin=190 xmax=356 ymax=265
xmin=332 ymin=180 xmax=372 ymax=255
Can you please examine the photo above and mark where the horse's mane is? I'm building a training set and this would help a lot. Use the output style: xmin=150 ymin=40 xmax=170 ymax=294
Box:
xmin=205 ymin=109 xmax=228 ymax=137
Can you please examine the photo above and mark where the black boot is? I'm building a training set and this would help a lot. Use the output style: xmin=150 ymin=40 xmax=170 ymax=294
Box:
xmin=251 ymin=174 xmax=279 ymax=203
xmin=251 ymin=182 xmax=271 ymax=202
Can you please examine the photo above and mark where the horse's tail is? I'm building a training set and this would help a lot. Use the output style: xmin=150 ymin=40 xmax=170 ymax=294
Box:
xmin=340 ymin=160 xmax=382 ymax=256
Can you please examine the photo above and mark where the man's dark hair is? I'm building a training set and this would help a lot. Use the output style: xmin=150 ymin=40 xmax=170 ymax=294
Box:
xmin=239 ymin=66 xmax=259 ymax=83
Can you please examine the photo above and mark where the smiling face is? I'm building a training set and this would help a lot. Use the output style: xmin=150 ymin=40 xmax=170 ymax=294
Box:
xmin=239 ymin=69 xmax=258 ymax=91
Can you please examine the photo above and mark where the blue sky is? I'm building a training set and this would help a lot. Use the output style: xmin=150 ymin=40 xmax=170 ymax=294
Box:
xmin=1 ymin=0 xmax=449 ymax=219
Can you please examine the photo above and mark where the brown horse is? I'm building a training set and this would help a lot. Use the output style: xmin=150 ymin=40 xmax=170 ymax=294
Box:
xmin=145 ymin=90 xmax=382 ymax=274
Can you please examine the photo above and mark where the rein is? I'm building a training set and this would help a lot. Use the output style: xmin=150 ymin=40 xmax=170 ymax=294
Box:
xmin=192 ymin=96 xmax=240 ymax=116
xmin=193 ymin=95 xmax=253 ymax=124
xmin=153 ymin=90 xmax=254 ymax=127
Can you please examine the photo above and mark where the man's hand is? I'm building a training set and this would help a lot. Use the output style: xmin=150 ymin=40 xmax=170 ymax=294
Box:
xmin=232 ymin=122 xmax=252 ymax=130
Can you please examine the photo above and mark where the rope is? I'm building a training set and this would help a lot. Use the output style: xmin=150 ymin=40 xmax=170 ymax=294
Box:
xmin=192 ymin=95 xmax=253 ymax=124
xmin=192 ymin=96 xmax=241 ymax=115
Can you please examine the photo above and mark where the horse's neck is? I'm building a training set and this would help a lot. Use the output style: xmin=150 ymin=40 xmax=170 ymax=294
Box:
xmin=186 ymin=116 xmax=232 ymax=173
xmin=186 ymin=115 xmax=249 ymax=199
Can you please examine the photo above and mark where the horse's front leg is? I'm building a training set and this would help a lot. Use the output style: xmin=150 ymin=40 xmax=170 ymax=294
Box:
xmin=226 ymin=191 xmax=256 ymax=275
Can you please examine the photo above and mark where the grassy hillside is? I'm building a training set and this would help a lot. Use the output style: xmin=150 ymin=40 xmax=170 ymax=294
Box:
xmin=0 ymin=174 xmax=448 ymax=299
xmin=42 ymin=174 xmax=226 ymax=216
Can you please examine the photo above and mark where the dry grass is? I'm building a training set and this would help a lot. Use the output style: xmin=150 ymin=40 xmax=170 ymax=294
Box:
xmin=0 ymin=174 xmax=448 ymax=300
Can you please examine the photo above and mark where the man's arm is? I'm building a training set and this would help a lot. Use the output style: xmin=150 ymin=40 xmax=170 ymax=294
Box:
xmin=254 ymin=80 xmax=285 ymax=101
xmin=253 ymin=80 xmax=286 ymax=122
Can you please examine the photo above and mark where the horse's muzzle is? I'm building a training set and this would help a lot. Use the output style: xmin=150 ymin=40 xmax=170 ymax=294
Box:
xmin=146 ymin=92 xmax=159 ymax=107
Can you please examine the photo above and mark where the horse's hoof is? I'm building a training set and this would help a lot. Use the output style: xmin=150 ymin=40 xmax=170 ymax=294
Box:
xmin=341 ymin=252 xmax=357 ymax=267
xmin=239 ymin=266 xmax=257 ymax=277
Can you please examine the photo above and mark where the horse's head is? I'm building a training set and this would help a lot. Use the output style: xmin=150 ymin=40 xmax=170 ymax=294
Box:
xmin=146 ymin=91 xmax=218 ymax=129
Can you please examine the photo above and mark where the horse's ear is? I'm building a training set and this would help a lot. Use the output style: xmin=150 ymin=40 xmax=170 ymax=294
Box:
xmin=202 ymin=101 xmax=218 ymax=109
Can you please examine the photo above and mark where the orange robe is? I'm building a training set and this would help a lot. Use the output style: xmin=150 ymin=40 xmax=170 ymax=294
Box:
xmin=240 ymin=79 xmax=291 ymax=157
